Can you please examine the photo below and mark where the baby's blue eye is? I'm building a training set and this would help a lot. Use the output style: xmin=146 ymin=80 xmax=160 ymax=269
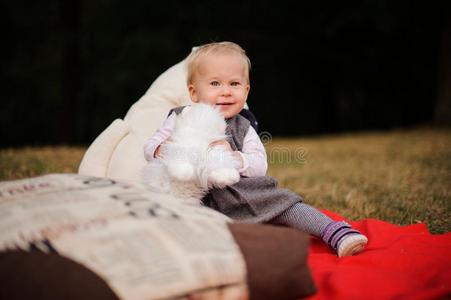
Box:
xmin=231 ymin=82 xmax=241 ymax=86
xmin=210 ymin=81 xmax=220 ymax=86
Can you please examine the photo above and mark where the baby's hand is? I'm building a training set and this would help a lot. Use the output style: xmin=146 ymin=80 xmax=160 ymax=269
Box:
xmin=154 ymin=145 xmax=162 ymax=158
xmin=154 ymin=138 xmax=172 ymax=158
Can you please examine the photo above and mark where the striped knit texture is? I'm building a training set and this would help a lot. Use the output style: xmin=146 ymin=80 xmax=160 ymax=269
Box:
xmin=271 ymin=202 xmax=334 ymax=237
xmin=321 ymin=221 xmax=361 ymax=250
xmin=272 ymin=204 xmax=367 ymax=256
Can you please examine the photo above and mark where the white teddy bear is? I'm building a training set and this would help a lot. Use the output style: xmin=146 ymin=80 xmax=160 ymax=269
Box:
xmin=142 ymin=103 xmax=241 ymax=204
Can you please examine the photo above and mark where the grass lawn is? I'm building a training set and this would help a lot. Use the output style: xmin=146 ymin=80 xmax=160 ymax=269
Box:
xmin=0 ymin=147 xmax=86 ymax=180
xmin=1 ymin=128 xmax=450 ymax=233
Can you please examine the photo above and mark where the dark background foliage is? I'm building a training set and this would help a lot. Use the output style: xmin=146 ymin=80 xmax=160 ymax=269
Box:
xmin=1 ymin=0 xmax=449 ymax=147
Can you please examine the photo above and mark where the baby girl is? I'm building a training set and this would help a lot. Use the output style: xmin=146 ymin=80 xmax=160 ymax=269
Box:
xmin=144 ymin=41 xmax=368 ymax=257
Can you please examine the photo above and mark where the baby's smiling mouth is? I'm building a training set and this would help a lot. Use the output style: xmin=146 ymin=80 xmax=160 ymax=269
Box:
xmin=216 ymin=102 xmax=233 ymax=106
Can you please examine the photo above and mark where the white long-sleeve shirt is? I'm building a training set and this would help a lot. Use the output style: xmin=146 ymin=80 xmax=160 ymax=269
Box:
xmin=144 ymin=112 xmax=268 ymax=177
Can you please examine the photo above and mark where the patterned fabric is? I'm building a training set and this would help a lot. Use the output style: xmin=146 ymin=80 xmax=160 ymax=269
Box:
xmin=224 ymin=114 xmax=250 ymax=152
xmin=202 ymin=176 xmax=302 ymax=223
xmin=271 ymin=202 xmax=334 ymax=236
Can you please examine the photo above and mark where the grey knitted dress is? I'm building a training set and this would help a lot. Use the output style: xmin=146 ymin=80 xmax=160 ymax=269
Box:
xmin=170 ymin=106 xmax=303 ymax=223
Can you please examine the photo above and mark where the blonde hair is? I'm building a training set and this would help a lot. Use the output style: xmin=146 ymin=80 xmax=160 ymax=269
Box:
xmin=186 ymin=41 xmax=251 ymax=84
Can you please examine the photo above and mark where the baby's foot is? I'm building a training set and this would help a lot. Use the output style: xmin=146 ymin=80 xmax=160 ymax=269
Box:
xmin=322 ymin=221 xmax=368 ymax=257
xmin=208 ymin=168 xmax=240 ymax=188
xmin=337 ymin=234 xmax=368 ymax=257
xmin=167 ymin=162 xmax=195 ymax=181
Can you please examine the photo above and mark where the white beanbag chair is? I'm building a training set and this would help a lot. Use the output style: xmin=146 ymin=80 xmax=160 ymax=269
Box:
xmin=78 ymin=53 xmax=194 ymax=182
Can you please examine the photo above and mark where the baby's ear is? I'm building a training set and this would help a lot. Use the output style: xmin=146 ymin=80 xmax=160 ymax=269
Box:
xmin=245 ymin=84 xmax=250 ymax=99
xmin=188 ymin=84 xmax=199 ymax=103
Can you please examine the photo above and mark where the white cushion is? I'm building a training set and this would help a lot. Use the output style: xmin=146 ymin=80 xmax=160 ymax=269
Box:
xmin=79 ymin=54 xmax=192 ymax=182
xmin=78 ymin=119 xmax=130 ymax=178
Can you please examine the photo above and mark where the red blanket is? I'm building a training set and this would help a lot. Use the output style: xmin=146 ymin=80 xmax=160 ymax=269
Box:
xmin=306 ymin=211 xmax=451 ymax=300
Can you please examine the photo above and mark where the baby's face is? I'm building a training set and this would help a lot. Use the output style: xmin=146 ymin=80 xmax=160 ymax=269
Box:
xmin=188 ymin=53 xmax=250 ymax=119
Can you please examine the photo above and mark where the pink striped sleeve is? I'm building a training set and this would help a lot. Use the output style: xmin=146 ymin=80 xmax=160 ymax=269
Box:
xmin=143 ymin=112 xmax=176 ymax=161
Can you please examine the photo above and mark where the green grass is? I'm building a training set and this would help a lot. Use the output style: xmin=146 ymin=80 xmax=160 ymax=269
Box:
xmin=0 ymin=147 xmax=86 ymax=180
xmin=1 ymin=128 xmax=450 ymax=233
xmin=266 ymin=127 xmax=451 ymax=234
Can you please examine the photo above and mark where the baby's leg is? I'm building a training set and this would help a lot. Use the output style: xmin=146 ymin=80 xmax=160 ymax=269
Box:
xmin=271 ymin=202 xmax=368 ymax=257
xmin=271 ymin=202 xmax=333 ymax=236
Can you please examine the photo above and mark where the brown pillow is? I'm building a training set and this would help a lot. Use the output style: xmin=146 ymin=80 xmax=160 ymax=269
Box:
xmin=0 ymin=250 xmax=118 ymax=300
xmin=229 ymin=223 xmax=316 ymax=300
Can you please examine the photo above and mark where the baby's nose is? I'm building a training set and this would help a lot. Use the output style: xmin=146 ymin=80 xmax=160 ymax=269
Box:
xmin=221 ymin=85 xmax=232 ymax=95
